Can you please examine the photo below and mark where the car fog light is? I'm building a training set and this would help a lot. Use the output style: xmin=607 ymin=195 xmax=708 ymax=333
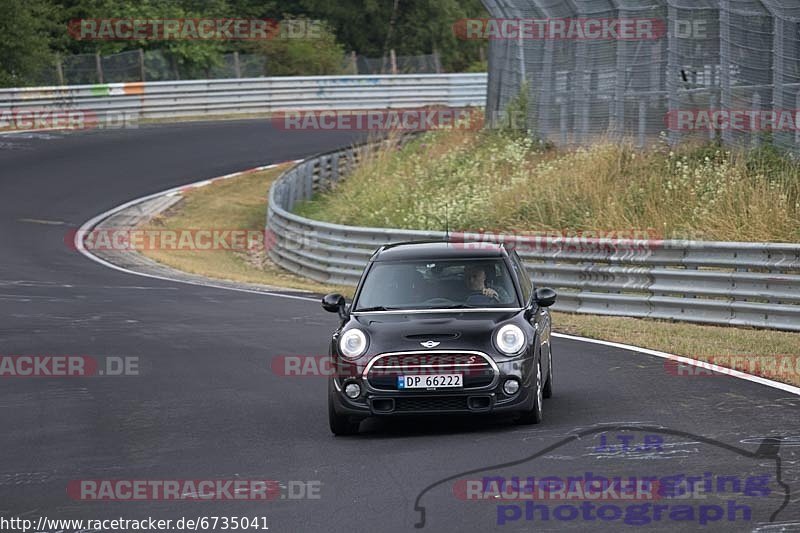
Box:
xmin=503 ymin=379 xmax=520 ymax=395
xmin=344 ymin=383 xmax=361 ymax=399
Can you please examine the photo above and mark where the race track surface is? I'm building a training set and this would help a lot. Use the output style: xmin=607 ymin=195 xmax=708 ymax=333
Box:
xmin=0 ymin=122 xmax=798 ymax=532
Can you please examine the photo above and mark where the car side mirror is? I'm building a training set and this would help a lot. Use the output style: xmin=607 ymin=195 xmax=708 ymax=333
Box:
xmin=534 ymin=287 xmax=557 ymax=308
xmin=322 ymin=293 xmax=348 ymax=318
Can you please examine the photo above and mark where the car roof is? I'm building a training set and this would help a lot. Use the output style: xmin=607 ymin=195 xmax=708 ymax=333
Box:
xmin=372 ymin=240 xmax=509 ymax=262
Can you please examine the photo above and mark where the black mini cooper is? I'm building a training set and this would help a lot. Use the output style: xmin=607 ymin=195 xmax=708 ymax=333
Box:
xmin=321 ymin=241 xmax=556 ymax=435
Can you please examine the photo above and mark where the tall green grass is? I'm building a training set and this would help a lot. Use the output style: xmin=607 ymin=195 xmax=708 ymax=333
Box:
xmin=295 ymin=128 xmax=800 ymax=242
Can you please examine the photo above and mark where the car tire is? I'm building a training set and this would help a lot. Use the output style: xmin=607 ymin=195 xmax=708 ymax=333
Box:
xmin=543 ymin=347 xmax=553 ymax=399
xmin=517 ymin=358 xmax=543 ymax=425
xmin=328 ymin=389 xmax=361 ymax=436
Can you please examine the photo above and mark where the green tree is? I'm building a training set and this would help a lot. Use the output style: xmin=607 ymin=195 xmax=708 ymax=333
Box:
xmin=59 ymin=0 xmax=230 ymax=77
xmin=0 ymin=0 xmax=59 ymax=86
xmin=299 ymin=0 xmax=487 ymax=72
xmin=249 ymin=17 xmax=345 ymax=76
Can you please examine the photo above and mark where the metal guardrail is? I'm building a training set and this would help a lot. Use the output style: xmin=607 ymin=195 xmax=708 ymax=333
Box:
xmin=267 ymin=139 xmax=800 ymax=332
xmin=0 ymin=74 xmax=488 ymax=121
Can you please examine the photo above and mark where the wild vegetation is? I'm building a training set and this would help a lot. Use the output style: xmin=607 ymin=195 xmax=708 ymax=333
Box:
xmin=296 ymin=128 xmax=800 ymax=243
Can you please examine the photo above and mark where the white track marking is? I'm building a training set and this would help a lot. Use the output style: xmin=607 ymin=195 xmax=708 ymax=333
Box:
xmin=75 ymin=162 xmax=800 ymax=397
xmin=552 ymin=332 xmax=800 ymax=396
xmin=74 ymin=160 xmax=315 ymax=303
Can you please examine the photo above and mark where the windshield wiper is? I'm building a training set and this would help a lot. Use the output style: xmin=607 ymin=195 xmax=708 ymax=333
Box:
xmin=354 ymin=306 xmax=393 ymax=312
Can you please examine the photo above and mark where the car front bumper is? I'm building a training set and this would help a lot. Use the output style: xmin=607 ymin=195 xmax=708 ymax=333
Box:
xmin=329 ymin=356 xmax=535 ymax=418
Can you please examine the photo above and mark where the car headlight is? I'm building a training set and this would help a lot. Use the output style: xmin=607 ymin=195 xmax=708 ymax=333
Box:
xmin=495 ymin=324 xmax=525 ymax=355
xmin=339 ymin=329 xmax=368 ymax=358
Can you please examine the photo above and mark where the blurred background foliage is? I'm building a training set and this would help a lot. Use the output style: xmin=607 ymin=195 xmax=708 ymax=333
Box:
xmin=0 ymin=0 xmax=489 ymax=86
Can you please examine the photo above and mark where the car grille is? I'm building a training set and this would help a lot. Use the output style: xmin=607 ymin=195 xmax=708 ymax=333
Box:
xmin=365 ymin=351 xmax=496 ymax=391
xmin=393 ymin=396 xmax=469 ymax=412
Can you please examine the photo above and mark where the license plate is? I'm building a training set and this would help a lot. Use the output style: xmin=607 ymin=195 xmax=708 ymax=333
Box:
xmin=398 ymin=374 xmax=463 ymax=389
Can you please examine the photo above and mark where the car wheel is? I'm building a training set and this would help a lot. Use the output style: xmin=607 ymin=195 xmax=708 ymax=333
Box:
xmin=543 ymin=347 xmax=553 ymax=399
xmin=328 ymin=391 xmax=361 ymax=436
xmin=517 ymin=358 xmax=543 ymax=425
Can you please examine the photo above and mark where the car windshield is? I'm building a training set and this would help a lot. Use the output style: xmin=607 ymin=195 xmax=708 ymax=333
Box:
xmin=354 ymin=258 xmax=520 ymax=311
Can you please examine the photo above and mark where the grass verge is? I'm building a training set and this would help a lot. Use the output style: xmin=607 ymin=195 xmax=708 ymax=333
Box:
xmin=553 ymin=312 xmax=800 ymax=387
xmin=296 ymin=128 xmax=800 ymax=243
xmin=138 ymin=157 xmax=800 ymax=388
xmin=138 ymin=165 xmax=352 ymax=296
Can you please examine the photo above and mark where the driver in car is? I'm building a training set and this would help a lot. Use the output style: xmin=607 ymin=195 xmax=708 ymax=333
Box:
xmin=464 ymin=264 xmax=499 ymax=300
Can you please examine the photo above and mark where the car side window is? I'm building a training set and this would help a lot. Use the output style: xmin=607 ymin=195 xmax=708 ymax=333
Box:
xmin=511 ymin=251 xmax=533 ymax=303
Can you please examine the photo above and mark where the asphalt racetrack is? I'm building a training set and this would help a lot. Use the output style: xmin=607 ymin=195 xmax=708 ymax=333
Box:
xmin=0 ymin=121 xmax=798 ymax=532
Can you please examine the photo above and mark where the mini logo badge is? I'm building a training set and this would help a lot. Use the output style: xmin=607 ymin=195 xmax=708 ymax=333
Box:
xmin=420 ymin=341 xmax=440 ymax=348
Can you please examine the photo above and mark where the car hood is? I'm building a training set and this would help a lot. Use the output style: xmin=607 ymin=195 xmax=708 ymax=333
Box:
xmin=349 ymin=310 xmax=524 ymax=357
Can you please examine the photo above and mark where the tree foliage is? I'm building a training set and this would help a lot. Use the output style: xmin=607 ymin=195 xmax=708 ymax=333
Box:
xmin=300 ymin=0 xmax=488 ymax=72
xmin=0 ymin=0 xmax=60 ymax=86
xmin=249 ymin=18 xmax=345 ymax=76
xmin=0 ymin=0 xmax=489 ymax=86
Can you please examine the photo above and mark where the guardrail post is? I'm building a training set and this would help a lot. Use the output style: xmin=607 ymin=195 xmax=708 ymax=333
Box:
xmin=55 ymin=57 xmax=65 ymax=85
xmin=286 ymin=172 xmax=295 ymax=211
xmin=330 ymin=154 xmax=339 ymax=185
xmin=709 ymin=92 xmax=718 ymax=142
xmin=233 ymin=52 xmax=242 ymax=78
xmin=305 ymin=163 xmax=315 ymax=201
xmin=796 ymin=89 xmax=800 ymax=147
xmin=95 ymin=52 xmax=104 ymax=84
xmin=638 ymin=100 xmax=647 ymax=148
xmin=139 ymin=49 xmax=146 ymax=82
xmin=751 ymin=92 xmax=761 ymax=149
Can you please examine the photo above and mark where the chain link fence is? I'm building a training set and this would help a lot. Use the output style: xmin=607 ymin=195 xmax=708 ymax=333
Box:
xmin=350 ymin=52 xmax=442 ymax=75
xmin=482 ymin=0 xmax=800 ymax=154
xmin=31 ymin=50 xmax=444 ymax=87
